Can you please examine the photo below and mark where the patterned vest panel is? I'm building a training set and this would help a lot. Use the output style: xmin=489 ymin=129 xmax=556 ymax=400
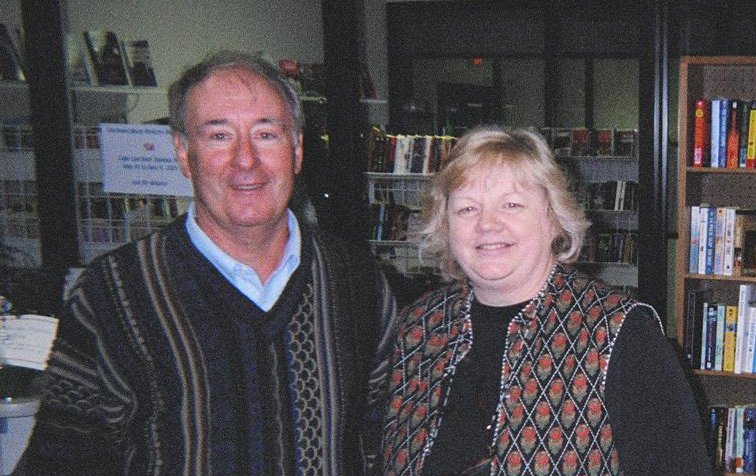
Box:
xmin=382 ymin=265 xmax=648 ymax=476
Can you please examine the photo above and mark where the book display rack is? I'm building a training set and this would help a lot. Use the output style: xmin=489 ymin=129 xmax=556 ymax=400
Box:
xmin=675 ymin=56 xmax=756 ymax=475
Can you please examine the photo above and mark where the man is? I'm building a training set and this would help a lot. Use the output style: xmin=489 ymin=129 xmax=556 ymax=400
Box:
xmin=25 ymin=51 xmax=397 ymax=475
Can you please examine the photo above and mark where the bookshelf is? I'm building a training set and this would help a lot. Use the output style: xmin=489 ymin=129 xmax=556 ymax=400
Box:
xmin=674 ymin=56 xmax=756 ymax=475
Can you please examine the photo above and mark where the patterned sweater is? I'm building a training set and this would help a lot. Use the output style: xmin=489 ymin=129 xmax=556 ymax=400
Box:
xmin=381 ymin=264 xmax=683 ymax=476
xmin=24 ymin=216 xmax=397 ymax=475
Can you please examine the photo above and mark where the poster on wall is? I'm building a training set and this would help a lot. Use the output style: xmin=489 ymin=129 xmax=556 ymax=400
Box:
xmin=100 ymin=123 xmax=193 ymax=196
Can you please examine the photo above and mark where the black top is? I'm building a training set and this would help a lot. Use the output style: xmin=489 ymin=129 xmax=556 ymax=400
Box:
xmin=422 ymin=301 xmax=713 ymax=476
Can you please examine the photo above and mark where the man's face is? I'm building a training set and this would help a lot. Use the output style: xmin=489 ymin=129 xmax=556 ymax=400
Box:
xmin=174 ymin=67 xmax=302 ymax=243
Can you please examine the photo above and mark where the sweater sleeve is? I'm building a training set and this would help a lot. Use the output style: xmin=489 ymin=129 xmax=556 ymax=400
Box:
xmin=605 ymin=306 xmax=714 ymax=476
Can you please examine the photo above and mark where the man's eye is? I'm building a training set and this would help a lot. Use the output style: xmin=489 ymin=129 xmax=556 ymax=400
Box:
xmin=457 ymin=206 xmax=476 ymax=215
xmin=208 ymin=131 xmax=231 ymax=141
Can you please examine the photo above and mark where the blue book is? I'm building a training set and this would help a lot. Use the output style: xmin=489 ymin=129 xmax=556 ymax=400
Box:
xmin=715 ymin=304 xmax=726 ymax=371
xmin=719 ymin=99 xmax=729 ymax=167
xmin=711 ymin=99 xmax=721 ymax=168
xmin=743 ymin=407 xmax=756 ymax=474
xmin=689 ymin=205 xmax=701 ymax=273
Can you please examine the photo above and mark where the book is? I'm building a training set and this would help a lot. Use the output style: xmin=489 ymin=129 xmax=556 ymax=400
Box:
xmin=726 ymin=100 xmax=740 ymax=168
xmin=704 ymin=206 xmax=717 ymax=275
xmin=120 ymin=37 xmax=158 ymax=87
xmin=723 ymin=207 xmax=737 ymax=276
xmin=724 ymin=305 xmax=738 ymax=372
xmin=552 ymin=128 xmax=572 ymax=157
xmin=692 ymin=99 xmax=709 ymax=167
xmin=735 ymin=284 xmax=756 ymax=373
xmin=710 ymin=405 xmax=728 ymax=471
xmin=744 ymin=407 xmax=756 ymax=474
xmin=710 ymin=99 xmax=722 ymax=168
xmin=715 ymin=303 xmax=726 ymax=371
xmin=592 ymin=128 xmax=614 ymax=156
xmin=698 ymin=205 xmax=711 ymax=275
xmin=614 ymin=129 xmax=637 ymax=157
xmin=83 ymin=30 xmax=129 ymax=86
xmin=0 ymin=23 xmax=25 ymax=81
xmin=738 ymin=100 xmax=750 ymax=168
xmin=746 ymin=305 xmax=756 ymax=374
xmin=734 ymin=209 xmax=756 ymax=276
xmin=65 ymin=32 xmax=92 ymax=86
xmin=714 ymin=207 xmax=726 ymax=275
xmin=704 ymin=302 xmax=719 ymax=370
xmin=570 ymin=128 xmax=591 ymax=156
xmin=718 ymin=98 xmax=729 ymax=168
xmin=748 ymin=101 xmax=756 ymax=169
xmin=689 ymin=205 xmax=701 ymax=273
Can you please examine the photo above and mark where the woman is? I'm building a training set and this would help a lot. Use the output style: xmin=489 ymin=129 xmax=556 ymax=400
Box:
xmin=380 ymin=126 xmax=711 ymax=475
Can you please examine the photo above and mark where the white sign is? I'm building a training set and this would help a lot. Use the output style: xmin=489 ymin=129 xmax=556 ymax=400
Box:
xmin=101 ymin=123 xmax=193 ymax=196
xmin=0 ymin=314 xmax=59 ymax=371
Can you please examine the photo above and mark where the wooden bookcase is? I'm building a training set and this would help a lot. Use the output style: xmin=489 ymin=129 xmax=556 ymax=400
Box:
xmin=674 ymin=56 xmax=756 ymax=475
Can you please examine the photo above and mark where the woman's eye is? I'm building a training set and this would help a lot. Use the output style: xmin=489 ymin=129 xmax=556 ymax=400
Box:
xmin=457 ymin=206 xmax=476 ymax=215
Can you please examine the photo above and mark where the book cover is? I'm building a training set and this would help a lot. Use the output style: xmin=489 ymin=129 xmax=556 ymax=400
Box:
xmin=689 ymin=205 xmax=701 ymax=273
xmin=743 ymin=407 xmax=756 ymax=474
xmin=735 ymin=406 xmax=745 ymax=472
xmin=409 ymin=135 xmax=427 ymax=174
xmin=726 ymin=100 xmax=740 ymax=168
xmin=710 ymin=405 xmax=728 ymax=471
xmin=735 ymin=284 xmax=756 ymax=373
xmin=710 ymin=99 xmax=721 ymax=168
xmin=701 ymin=300 xmax=711 ymax=369
xmin=570 ymin=128 xmax=591 ymax=156
xmin=120 ymin=37 xmax=157 ymax=87
xmin=614 ymin=129 xmax=637 ymax=157
xmin=65 ymin=32 xmax=92 ymax=86
xmin=724 ymin=305 xmax=738 ymax=372
xmin=83 ymin=30 xmax=129 ymax=86
xmin=0 ymin=23 xmax=25 ymax=81
xmin=552 ymin=128 xmax=572 ymax=157
xmin=692 ymin=99 xmax=709 ymax=167
xmin=592 ymin=128 xmax=614 ymax=156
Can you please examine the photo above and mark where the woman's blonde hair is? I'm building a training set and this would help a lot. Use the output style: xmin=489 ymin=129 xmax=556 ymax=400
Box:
xmin=418 ymin=125 xmax=591 ymax=280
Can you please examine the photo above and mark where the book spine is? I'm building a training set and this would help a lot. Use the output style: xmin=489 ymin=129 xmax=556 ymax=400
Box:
xmin=724 ymin=305 xmax=738 ymax=372
xmin=698 ymin=205 xmax=710 ymax=274
xmin=693 ymin=99 xmax=709 ymax=167
xmin=719 ymin=99 xmax=729 ymax=168
xmin=748 ymin=102 xmax=756 ymax=169
xmin=689 ymin=205 xmax=701 ymax=273
xmin=724 ymin=207 xmax=737 ymax=276
xmin=714 ymin=207 xmax=726 ymax=275
xmin=739 ymin=101 xmax=750 ymax=168
xmin=735 ymin=284 xmax=755 ymax=374
xmin=705 ymin=206 xmax=717 ymax=275
xmin=744 ymin=407 xmax=756 ymax=474
xmin=711 ymin=99 xmax=721 ymax=168
xmin=701 ymin=299 xmax=710 ymax=370
xmin=747 ymin=305 xmax=756 ymax=374
xmin=715 ymin=303 xmax=726 ymax=371
xmin=727 ymin=100 xmax=740 ymax=168
xmin=705 ymin=302 xmax=718 ymax=370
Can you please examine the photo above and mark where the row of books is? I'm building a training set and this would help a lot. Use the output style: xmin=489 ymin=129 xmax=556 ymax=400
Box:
xmin=66 ymin=30 xmax=157 ymax=87
xmin=576 ymin=180 xmax=639 ymax=212
xmin=684 ymin=284 xmax=756 ymax=375
xmin=707 ymin=405 xmax=756 ymax=474
xmin=691 ymin=98 xmax=756 ymax=168
xmin=688 ymin=205 xmax=756 ymax=277
xmin=579 ymin=230 xmax=637 ymax=265
xmin=368 ymin=204 xmax=421 ymax=242
xmin=366 ymin=127 xmax=457 ymax=174
xmin=538 ymin=127 xmax=638 ymax=158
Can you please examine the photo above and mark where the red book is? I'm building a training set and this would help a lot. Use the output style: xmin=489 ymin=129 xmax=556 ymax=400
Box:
xmin=692 ymin=99 xmax=709 ymax=167
xmin=726 ymin=100 xmax=740 ymax=168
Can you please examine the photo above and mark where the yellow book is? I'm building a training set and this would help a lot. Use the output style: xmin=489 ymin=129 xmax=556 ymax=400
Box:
xmin=723 ymin=305 xmax=738 ymax=372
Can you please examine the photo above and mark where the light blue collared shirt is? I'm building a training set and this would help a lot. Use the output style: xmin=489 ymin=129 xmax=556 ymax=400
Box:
xmin=185 ymin=202 xmax=301 ymax=311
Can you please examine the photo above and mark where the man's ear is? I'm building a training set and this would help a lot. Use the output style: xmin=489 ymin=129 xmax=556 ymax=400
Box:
xmin=173 ymin=132 xmax=192 ymax=179
xmin=294 ymin=131 xmax=304 ymax=174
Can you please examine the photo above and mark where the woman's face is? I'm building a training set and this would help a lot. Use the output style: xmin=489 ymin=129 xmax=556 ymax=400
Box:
xmin=447 ymin=163 xmax=559 ymax=306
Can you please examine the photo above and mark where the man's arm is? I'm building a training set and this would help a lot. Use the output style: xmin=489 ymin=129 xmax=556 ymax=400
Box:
xmin=606 ymin=306 xmax=713 ymax=475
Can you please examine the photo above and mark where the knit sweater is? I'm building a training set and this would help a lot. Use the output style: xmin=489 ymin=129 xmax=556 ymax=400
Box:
xmin=24 ymin=216 xmax=397 ymax=475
